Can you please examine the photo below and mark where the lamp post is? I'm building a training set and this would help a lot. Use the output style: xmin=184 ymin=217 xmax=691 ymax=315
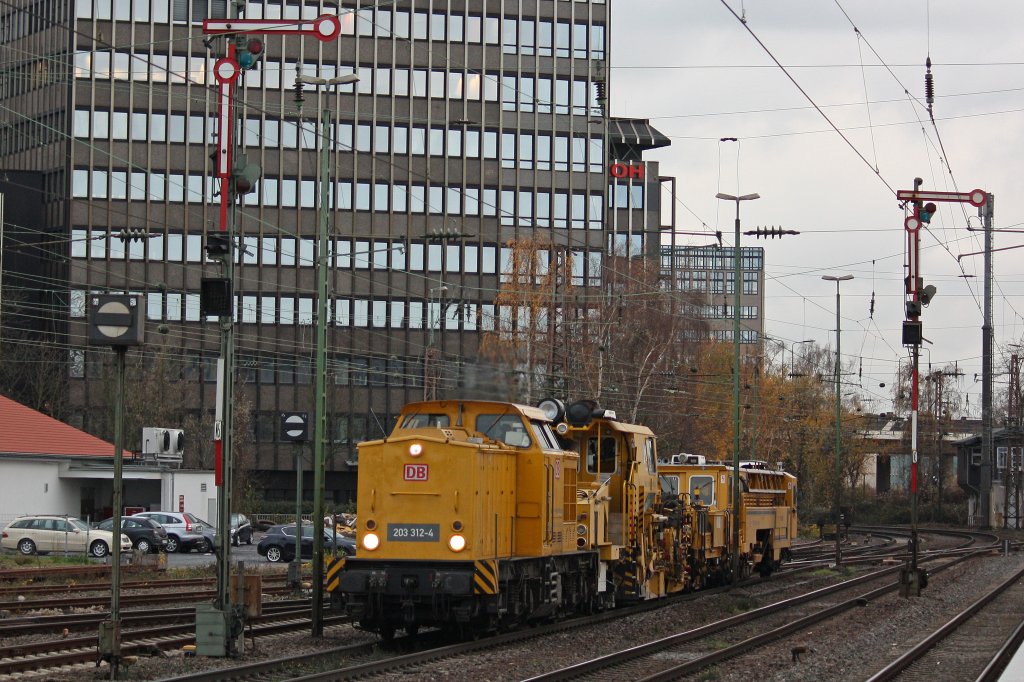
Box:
xmin=715 ymin=190 xmax=759 ymax=582
xmin=295 ymin=72 xmax=358 ymax=637
xmin=421 ymin=228 xmax=474 ymax=400
xmin=790 ymin=339 xmax=814 ymax=378
xmin=822 ymin=274 xmax=853 ymax=567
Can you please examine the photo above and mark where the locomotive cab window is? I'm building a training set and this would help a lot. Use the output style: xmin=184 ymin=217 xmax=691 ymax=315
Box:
xmin=531 ymin=420 xmax=561 ymax=450
xmin=644 ymin=437 xmax=657 ymax=474
xmin=402 ymin=413 xmax=450 ymax=428
xmin=660 ymin=474 xmax=681 ymax=499
xmin=689 ymin=475 xmax=715 ymax=505
xmin=477 ymin=413 xmax=531 ymax=447
xmin=586 ymin=436 xmax=617 ymax=475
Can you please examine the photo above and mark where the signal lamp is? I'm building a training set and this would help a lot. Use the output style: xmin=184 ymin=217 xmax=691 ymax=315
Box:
xmin=447 ymin=534 xmax=466 ymax=552
xmin=237 ymin=38 xmax=264 ymax=70
xmin=452 ymin=520 xmax=463 ymax=531
xmin=232 ymin=154 xmax=262 ymax=195
xmin=362 ymin=532 xmax=380 ymax=551
xmin=920 ymin=284 xmax=937 ymax=306
xmin=365 ymin=519 xmax=376 ymax=530
xmin=409 ymin=443 xmax=423 ymax=457
xmin=919 ymin=202 xmax=937 ymax=224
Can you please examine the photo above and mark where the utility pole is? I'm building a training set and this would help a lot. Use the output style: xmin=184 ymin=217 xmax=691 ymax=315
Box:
xmin=822 ymin=274 xmax=853 ymax=568
xmin=293 ymin=71 xmax=357 ymax=636
xmin=980 ymin=194 xmax=995 ymax=528
xmin=311 ymin=106 xmax=332 ymax=637
xmin=715 ymin=189 xmax=759 ymax=583
xmin=421 ymin=228 xmax=473 ymax=400
xmin=928 ymin=368 xmax=961 ymax=520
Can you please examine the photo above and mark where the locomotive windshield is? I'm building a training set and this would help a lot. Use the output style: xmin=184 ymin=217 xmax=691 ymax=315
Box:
xmin=476 ymin=413 xmax=532 ymax=448
xmin=401 ymin=413 xmax=450 ymax=428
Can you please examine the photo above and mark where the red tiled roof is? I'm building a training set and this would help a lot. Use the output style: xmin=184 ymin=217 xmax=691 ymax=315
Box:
xmin=0 ymin=394 xmax=123 ymax=458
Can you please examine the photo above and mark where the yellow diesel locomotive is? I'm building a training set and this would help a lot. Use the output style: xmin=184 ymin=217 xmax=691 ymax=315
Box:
xmin=333 ymin=398 xmax=796 ymax=638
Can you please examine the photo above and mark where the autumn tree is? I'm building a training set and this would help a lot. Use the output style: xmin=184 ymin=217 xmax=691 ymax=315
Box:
xmin=480 ymin=240 xmax=709 ymax=438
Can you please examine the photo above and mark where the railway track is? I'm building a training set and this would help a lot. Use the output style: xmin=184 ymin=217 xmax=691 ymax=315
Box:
xmin=0 ymin=574 xmax=291 ymax=598
xmin=866 ymin=561 xmax=1024 ymax=682
xmin=152 ymin=557 xmax=848 ymax=682
xmin=0 ymin=609 xmax=350 ymax=679
xmin=25 ymin=525 xmax=1001 ymax=682
xmin=523 ymin=552 xmax=981 ymax=681
xmin=0 ymin=584 xmax=299 ymax=614
xmin=0 ymin=599 xmax=313 ymax=637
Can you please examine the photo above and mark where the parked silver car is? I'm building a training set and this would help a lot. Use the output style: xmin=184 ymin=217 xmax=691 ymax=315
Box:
xmin=1 ymin=515 xmax=131 ymax=557
xmin=130 ymin=511 xmax=213 ymax=553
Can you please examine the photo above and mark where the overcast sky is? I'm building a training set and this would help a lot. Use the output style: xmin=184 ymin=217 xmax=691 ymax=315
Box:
xmin=611 ymin=0 xmax=1024 ymax=417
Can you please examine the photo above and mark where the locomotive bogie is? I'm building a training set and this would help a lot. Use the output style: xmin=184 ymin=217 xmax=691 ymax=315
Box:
xmin=338 ymin=552 xmax=603 ymax=634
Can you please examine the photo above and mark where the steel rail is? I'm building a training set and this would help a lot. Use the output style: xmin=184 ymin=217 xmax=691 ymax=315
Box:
xmin=0 ymin=574 xmax=289 ymax=597
xmin=865 ymin=562 xmax=1024 ymax=682
xmin=0 ymin=584 xmax=296 ymax=613
xmin=527 ymin=552 xmax=980 ymax=682
xmin=0 ymin=613 xmax=351 ymax=676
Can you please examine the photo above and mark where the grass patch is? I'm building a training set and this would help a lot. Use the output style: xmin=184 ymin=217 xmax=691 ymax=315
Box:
xmin=727 ymin=594 xmax=759 ymax=613
xmin=0 ymin=553 xmax=93 ymax=570
xmin=165 ymin=564 xmax=218 ymax=580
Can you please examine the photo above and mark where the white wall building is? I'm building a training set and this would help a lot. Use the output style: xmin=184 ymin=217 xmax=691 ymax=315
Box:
xmin=0 ymin=395 xmax=216 ymax=526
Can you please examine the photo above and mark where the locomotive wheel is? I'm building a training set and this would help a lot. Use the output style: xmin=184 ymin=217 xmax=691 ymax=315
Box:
xmin=379 ymin=624 xmax=396 ymax=643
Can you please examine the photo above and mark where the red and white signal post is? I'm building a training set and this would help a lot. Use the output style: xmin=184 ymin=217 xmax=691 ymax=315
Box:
xmin=898 ymin=180 xmax=987 ymax=597
xmin=200 ymin=13 xmax=343 ymax=654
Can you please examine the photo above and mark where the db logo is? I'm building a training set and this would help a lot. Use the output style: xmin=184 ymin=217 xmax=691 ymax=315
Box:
xmin=404 ymin=463 xmax=428 ymax=481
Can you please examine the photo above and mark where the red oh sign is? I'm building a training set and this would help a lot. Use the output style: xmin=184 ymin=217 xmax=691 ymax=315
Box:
xmin=404 ymin=463 xmax=428 ymax=481
xmin=609 ymin=163 xmax=645 ymax=180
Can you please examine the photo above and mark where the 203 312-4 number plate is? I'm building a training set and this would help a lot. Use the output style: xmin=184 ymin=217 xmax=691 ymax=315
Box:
xmin=388 ymin=523 xmax=440 ymax=542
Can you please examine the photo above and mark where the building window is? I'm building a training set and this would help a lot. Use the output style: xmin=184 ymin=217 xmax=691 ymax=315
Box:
xmin=743 ymin=271 xmax=759 ymax=295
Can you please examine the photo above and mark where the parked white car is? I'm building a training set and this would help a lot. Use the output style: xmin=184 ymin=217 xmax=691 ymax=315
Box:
xmin=1 ymin=515 xmax=132 ymax=558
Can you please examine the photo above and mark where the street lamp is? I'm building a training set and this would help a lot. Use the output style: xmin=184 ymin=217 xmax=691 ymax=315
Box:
xmin=822 ymin=274 xmax=853 ymax=567
xmin=715 ymin=190 xmax=759 ymax=582
xmin=788 ymin=339 xmax=815 ymax=378
xmin=764 ymin=336 xmax=814 ymax=378
xmin=294 ymin=71 xmax=359 ymax=637
xmin=421 ymin=229 xmax=473 ymax=400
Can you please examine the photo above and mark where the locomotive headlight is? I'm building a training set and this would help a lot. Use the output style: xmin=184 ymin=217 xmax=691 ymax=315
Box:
xmin=577 ymin=524 xmax=587 ymax=536
xmin=447 ymin=534 xmax=466 ymax=552
xmin=362 ymin=532 xmax=380 ymax=551
xmin=409 ymin=443 xmax=423 ymax=457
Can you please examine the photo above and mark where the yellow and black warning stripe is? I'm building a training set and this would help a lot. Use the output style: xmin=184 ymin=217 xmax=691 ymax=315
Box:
xmin=473 ymin=559 xmax=499 ymax=595
xmin=325 ymin=555 xmax=346 ymax=593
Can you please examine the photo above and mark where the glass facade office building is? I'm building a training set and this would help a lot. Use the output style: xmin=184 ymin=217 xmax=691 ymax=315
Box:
xmin=659 ymin=245 xmax=766 ymax=346
xmin=1 ymin=0 xmax=672 ymax=501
